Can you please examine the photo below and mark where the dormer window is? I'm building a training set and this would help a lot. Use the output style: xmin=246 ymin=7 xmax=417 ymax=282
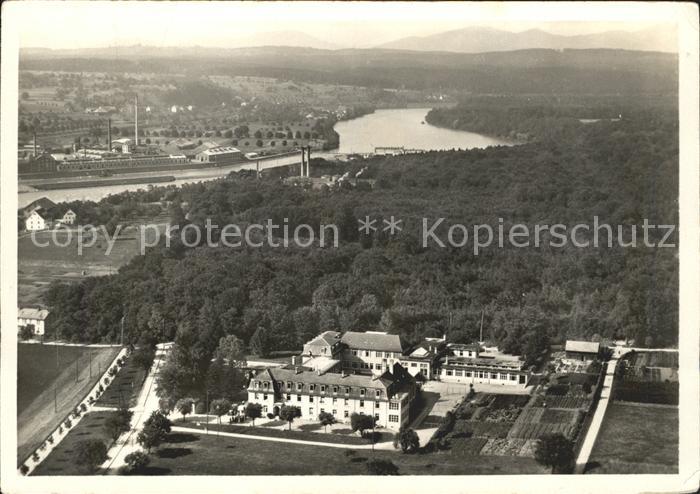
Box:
xmin=309 ymin=384 xmax=315 ymax=392
xmin=345 ymin=387 xmax=351 ymax=395
xmin=297 ymin=383 xmax=302 ymax=391
xmin=376 ymin=390 xmax=382 ymax=398
xmin=320 ymin=385 xmax=326 ymax=394
xmin=360 ymin=388 xmax=366 ymax=397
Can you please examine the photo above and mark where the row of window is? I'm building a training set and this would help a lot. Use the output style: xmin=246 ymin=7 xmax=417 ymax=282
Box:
xmin=349 ymin=350 xmax=399 ymax=358
xmin=255 ymin=380 xmax=384 ymax=398
xmin=444 ymin=369 xmax=518 ymax=381
xmin=342 ymin=361 xmax=390 ymax=371
xmin=254 ymin=393 xmax=403 ymax=411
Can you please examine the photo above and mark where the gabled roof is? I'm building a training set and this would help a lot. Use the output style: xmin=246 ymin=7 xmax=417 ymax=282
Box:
xmin=304 ymin=331 xmax=342 ymax=348
xmin=263 ymin=366 xmax=393 ymax=391
xmin=18 ymin=308 xmax=49 ymax=320
xmin=22 ymin=197 xmax=56 ymax=215
xmin=341 ymin=331 xmax=403 ymax=353
xmin=565 ymin=340 xmax=600 ymax=354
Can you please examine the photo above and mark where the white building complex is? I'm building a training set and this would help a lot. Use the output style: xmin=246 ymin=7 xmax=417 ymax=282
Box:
xmin=247 ymin=362 xmax=416 ymax=431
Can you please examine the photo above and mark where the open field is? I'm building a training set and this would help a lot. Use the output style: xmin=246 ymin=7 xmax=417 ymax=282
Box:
xmin=18 ymin=224 xmax=163 ymax=307
xmin=32 ymin=411 xmax=118 ymax=475
xmin=586 ymin=402 xmax=678 ymax=474
xmin=137 ymin=431 xmax=547 ymax=475
xmin=18 ymin=343 xmax=120 ymax=464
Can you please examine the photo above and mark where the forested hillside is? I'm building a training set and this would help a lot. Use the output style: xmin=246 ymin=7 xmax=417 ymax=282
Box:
xmin=43 ymin=97 xmax=678 ymax=399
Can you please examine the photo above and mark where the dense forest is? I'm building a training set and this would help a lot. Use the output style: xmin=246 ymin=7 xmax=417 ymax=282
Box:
xmin=43 ymin=96 xmax=678 ymax=401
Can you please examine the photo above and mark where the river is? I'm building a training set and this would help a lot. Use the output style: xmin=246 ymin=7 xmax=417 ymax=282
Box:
xmin=18 ymin=108 xmax=509 ymax=207
xmin=333 ymin=108 xmax=510 ymax=154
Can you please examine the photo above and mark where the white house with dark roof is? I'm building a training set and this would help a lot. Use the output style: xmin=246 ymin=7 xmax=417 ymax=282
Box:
xmin=339 ymin=331 xmax=404 ymax=375
xmin=18 ymin=308 xmax=50 ymax=336
xmin=247 ymin=362 xmax=416 ymax=430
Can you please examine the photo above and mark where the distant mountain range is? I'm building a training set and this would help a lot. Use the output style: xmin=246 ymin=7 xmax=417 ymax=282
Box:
xmin=376 ymin=26 xmax=676 ymax=53
xmin=21 ymin=26 xmax=676 ymax=58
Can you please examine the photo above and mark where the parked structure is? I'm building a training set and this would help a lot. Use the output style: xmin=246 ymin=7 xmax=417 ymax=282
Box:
xmin=247 ymin=362 xmax=416 ymax=430
xmin=565 ymin=340 xmax=601 ymax=361
xmin=18 ymin=308 xmax=50 ymax=336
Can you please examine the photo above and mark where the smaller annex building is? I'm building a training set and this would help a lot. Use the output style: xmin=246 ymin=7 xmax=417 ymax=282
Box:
xmin=564 ymin=340 xmax=601 ymax=361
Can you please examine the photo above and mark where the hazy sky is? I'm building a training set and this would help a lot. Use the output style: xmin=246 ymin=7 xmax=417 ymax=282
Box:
xmin=8 ymin=1 xmax=681 ymax=49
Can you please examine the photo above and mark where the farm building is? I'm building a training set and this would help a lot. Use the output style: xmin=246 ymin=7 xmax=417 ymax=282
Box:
xmin=565 ymin=340 xmax=601 ymax=361
xmin=57 ymin=209 xmax=77 ymax=225
xmin=18 ymin=308 xmax=50 ymax=336
xmin=25 ymin=209 xmax=50 ymax=231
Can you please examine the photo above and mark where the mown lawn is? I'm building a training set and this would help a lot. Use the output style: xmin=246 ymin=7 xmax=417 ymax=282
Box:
xmin=174 ymin=422 xmax=390 ymax=446
xmin=586 ymin=402 xmax=678 ymax=474
xmin=95 ymin=355 xmax=147 ymax=408
xmin=142 ymin=431 xmax=547 ymax=475
xmin=32 ymin=411 xmax=118 ymax=475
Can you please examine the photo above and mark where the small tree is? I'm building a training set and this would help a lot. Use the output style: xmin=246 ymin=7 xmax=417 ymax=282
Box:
xmin=318 ymin=411 xmax=336 ymax=432
xmin=20 ymin=464 xmax=29 ymax=475
xmin=132 ymin=344 xmax=156 ymax=373
xmin=210 ymin=398 xmax=232 ymax=426
xmin=279 ymin=405 xmax=302 ymax=431
xmin=19 ymin=324 xmax=34 ymax=340
xmin=535 ymin=433 xmax=575 ymax=473
xmin=175 ymin=397 xmax=194 ymax=422
xmin=124 ymin=451 xmax=150 ymax=474
xmin=366 ymin=458 xmax=399 ymax=475
xmin=104 ymin=407 xmax=133 ymax=441
xmin=468 ymin=383 xmax=476 ymax=399
xmin=393 ymin=427 xmax=420 ymax=454
xmin=137 ymin=410 xmax=171 ymax=453
xmin=74 ymin=439 xmax=108 ymax=473
xmin=350 ymin=413 xmax=375 ymax=437
xmin=245 ymin=402 xmax=263 ymax=426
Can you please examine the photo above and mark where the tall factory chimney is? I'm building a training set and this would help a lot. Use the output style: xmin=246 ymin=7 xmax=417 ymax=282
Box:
xmin=134 ymin=95 xmax=139 ymax=147
xmin=33 ymin=132 xmax=37 ymax=157
xmin=107 ymin=118 xmax=112 ymax=151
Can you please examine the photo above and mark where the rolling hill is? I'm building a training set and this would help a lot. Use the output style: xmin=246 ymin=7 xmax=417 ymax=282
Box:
xmin=377 ymin=26 xmax=677 ymax=54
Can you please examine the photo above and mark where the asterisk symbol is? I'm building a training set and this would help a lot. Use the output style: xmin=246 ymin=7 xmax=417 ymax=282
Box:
xmin=358 ymin=216 xmax=377 ymax=234
xmin=383 ymin=216 xmax=403 ymax=235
